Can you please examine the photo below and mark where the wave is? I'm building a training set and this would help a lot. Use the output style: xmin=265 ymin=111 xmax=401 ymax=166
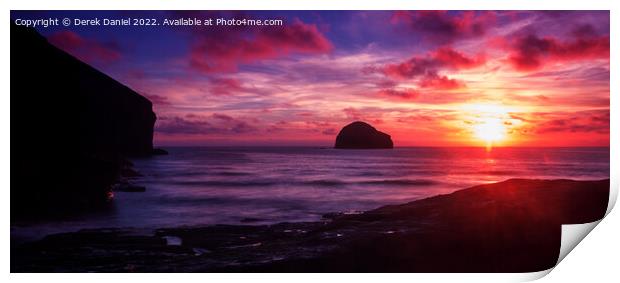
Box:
xmin=301 ymin=179 xmax=438 ymax=187
xmin=216 ymin=171 xmax=253 ymax=176
xmin=156 ymin=195 xmax=310 ymax=211
xmin=360 ymin=179 xmax=438 ymax=186
xmin=302 ymin=180 xmax=347 ymax=187
xmin=168 ymin=178 xmax=439 ymax=188
xmin=477 ymin=170 xmax=520 ymax=176
xmin=172 ymin=180 xmax=279 ymax=187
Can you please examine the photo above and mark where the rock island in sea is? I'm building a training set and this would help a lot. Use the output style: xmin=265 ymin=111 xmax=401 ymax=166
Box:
xmin=335 ymin=121 xmax=393 ymax=149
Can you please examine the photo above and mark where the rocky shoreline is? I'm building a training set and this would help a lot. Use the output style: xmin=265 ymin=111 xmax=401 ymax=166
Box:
xmin=11 ymin=178 xmax=609 ymax=273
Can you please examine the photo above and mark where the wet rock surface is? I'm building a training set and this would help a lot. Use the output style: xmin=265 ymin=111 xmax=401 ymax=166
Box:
xmin=11 ymin=179 xmax=609 ymax=272
xmin=152 ymin=148 xmax=169 ymax=155
xmin=113 ymin=183 xmax=146 ymax=193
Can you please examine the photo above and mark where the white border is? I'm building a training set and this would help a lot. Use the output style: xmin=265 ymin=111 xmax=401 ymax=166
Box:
xmin=0 ymin=0 xmax=616 ymax=10
xmin=3 ymin=0 xmax=618 ymax=282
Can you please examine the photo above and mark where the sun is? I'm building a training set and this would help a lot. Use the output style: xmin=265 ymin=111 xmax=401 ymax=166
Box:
xmin=473 ymin=118 xmax=506 ymax=143
xmin=461 ymin=103 xmax=512 ymax=150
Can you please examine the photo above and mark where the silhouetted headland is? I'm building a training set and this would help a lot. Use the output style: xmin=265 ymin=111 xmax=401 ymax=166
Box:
xmin=11 ymin=23 xmax=161 ymax=220
xmin=11 ymin=178 xmax=609 ymax=272
xmin=335 ymin=121 xmax=393 ymax=149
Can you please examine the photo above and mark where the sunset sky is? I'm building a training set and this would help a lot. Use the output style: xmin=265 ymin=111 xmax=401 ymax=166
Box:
xmin=13 ymin=11 xmax=610 ymax=146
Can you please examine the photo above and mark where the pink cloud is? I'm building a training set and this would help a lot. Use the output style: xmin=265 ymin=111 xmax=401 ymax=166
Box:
xmin=377 ymin=88 xmax=420 ymax=99
xmin=433 ymin=47 xmax=486 ymax=69
xmin=383 ymin=47 xmax=484 ymax=80
xmin=534 ymin=110 xmax=609 ymax=134
xmin=48 ymin=30 xmax=121 ymax=64
xmin=379 ymin=47 xmax=483 ymax=91
xmin=383 ymin=57 xmax=441 ymax=80
xmin=391 ymin=11 xmax=496 ymax=44
xmin=418 ymin=73 xmax=464 ymax=90
xmin=157 ymin=114 xmax=258 ymax=135
xmin=212 ymin=113 xmax=235 ymax=121
xmin=190 ymin=19 xmax=332 ymax=73
xmin=508 ymin=29 xmax=609 ymax=71
xmin=208 ymin=78 xmax=245 ymax=96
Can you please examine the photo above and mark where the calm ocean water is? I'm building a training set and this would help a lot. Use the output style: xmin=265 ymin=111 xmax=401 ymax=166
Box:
xmin=11 ymin=147 xmax=610 ymax=241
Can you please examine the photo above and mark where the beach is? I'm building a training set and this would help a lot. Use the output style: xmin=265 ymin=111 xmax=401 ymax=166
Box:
xmin=11 ymin=178 xmax=609 ymax=272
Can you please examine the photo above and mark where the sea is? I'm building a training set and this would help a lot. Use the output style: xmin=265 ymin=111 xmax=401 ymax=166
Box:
xmin=11 ymin=147 xmax=610 ymax=242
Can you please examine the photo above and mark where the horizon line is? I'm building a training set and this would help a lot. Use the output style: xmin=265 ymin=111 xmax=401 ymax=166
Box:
xmin=153 ymin=145 xmax=611 ymax=148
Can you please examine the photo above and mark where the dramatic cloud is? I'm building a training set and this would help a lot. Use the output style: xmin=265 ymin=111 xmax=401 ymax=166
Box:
xmin=433 ymin=48 xmax=486 ymax=69
xmin=391 ymin=11 xmax=496 ymax=44
xmin=508 ymin=28 xmax=609 ymax=71
xmin=418 ymin=73 xmax=463 ymax=90
xmin=383 ymin=48 xmax=484 ymax=81
xmin=382 ymin=57 xmax=441 ymax=80
xmin=208 ymin=78 xmax=246 ymax=96
xmin=157 ymin=114 xmax=257 ymax=135
xmin=535 ymin=110 xmax=609 ymax=134
xmin=190 ymin=19 xmax=332 ymax=73
xmin=377 ymin=88 xmax=420 ymax=99
xmin=48 ymin=30 xmax=121 ymax=64
xmin=378 ymin=47 xmax=484 ymax=92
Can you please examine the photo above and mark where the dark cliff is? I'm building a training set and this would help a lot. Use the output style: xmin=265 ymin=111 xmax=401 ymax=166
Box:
xmin=10 ymin=23 xmax=156 ymax=219
xmin=335 ymin=121 xmax=393 ymax=149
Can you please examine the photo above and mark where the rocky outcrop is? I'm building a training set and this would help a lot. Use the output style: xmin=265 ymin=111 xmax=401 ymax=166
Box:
xmin=11 ymin=24 xmax=156 ymax=219
xmin=334 ymin=121 xmax=393 ymax=149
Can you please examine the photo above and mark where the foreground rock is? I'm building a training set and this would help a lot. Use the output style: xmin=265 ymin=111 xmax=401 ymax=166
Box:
xmin=11 ymin=24 xmax=156 ymax=220
xmin=152 ymin=148 xmax=169 ymax=155
xmin=335 ymin=121 xmax=393 ymax=149
xmin=11 ymin=179 xmax=609 ymax=272
xmin=113 ymin=183 xmax=146 ymax=193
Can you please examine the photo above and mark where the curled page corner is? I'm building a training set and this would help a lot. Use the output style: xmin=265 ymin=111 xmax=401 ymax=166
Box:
xmin=515 ymin=268 xmax=554 ymax=282
xmin=516 ymin=221 xmax=602 ymax=282
xmin=557 ymin=220 xmax=602 ymax=265
xmin=548 ymin=179 xmax=617 ymax=275
xmin=606 ymin=178 xmax=618 ymax=215
xmin=525 ymin=181 xmax=616 ymax=281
